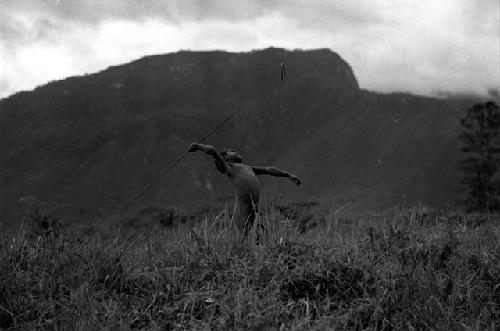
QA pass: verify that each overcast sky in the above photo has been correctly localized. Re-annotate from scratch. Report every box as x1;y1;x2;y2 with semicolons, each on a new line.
1;0;499;99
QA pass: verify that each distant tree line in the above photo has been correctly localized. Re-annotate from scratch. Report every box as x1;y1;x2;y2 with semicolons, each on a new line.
458;101;500;211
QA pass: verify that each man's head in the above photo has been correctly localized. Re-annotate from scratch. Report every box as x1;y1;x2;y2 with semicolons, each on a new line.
221;149;243;163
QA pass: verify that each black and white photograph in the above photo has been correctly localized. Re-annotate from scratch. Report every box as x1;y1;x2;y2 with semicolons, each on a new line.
1;0;499;329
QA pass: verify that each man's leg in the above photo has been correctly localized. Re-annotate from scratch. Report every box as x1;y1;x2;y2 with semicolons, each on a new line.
246;201;266;244
242;211;255;239
237;199;260;241
234;202;251;239
255;213;268;244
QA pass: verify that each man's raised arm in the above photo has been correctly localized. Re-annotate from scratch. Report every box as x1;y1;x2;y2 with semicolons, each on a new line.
188;143;228;174
251;166;301;186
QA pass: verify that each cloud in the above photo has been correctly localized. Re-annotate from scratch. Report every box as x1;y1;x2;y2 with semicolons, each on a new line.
1;0;265;24
2;0;389;28
0;0;498;98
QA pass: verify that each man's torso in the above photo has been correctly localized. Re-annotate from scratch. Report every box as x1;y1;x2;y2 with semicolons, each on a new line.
226;163;260;204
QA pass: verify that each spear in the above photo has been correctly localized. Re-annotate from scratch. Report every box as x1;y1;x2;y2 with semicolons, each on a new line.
123;108;240;209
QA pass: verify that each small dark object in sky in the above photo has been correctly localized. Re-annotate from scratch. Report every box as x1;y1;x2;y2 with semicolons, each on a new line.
280;62;286;83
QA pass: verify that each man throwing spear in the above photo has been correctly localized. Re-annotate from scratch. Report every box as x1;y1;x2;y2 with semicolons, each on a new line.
188;143;301;238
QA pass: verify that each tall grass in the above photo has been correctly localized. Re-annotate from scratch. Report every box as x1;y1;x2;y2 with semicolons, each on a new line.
0;207;499;330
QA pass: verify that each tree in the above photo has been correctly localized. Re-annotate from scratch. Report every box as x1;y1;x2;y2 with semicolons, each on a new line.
458;101;500;211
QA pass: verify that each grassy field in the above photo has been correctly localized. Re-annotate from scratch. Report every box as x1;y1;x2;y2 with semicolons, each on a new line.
1;206;499;330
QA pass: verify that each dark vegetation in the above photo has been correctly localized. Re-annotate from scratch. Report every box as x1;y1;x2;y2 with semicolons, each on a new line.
459;101;500;211
1;204;499;330
0;48;483;224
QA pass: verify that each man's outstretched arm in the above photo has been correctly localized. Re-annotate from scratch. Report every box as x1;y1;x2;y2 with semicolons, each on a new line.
251;166;301;186
188;143;227;174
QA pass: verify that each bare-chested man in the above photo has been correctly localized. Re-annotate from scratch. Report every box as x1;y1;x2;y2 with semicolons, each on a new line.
188;143;301;238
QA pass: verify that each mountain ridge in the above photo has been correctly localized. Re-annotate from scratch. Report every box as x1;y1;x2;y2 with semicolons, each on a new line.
0;48;484;224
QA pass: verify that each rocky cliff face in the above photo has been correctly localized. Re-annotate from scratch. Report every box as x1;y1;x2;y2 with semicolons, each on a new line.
0;48;478;224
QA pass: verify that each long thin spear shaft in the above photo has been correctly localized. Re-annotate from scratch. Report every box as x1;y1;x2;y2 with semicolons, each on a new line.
123;108;240;209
